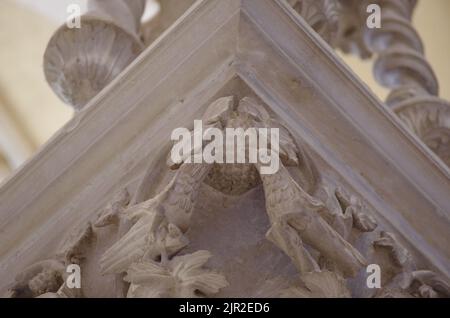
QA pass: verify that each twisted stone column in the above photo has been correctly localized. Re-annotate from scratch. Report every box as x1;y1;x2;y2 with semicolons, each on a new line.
290;0;450;165
288;0;341;47
362;0;450;166
43;0;146;110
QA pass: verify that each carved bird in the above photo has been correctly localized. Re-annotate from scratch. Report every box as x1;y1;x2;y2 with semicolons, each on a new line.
256;162;367;278
100;163;210;275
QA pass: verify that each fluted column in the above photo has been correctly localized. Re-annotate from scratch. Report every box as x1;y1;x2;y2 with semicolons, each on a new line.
362;0;450;166
43;0;146;110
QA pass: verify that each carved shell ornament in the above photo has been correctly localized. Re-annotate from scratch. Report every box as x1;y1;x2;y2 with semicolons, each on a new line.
43;0;146;110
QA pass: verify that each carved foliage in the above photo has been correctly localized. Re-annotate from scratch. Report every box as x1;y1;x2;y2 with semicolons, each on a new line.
8;222;95;298
124;251;228;298
372;231;450;298
9;96;449;298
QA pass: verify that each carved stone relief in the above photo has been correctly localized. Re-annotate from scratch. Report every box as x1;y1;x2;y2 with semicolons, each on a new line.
373;231;450;298
7;96;448;298
7;222;94;298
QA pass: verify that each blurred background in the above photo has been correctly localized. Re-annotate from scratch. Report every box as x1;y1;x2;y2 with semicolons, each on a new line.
0;0;449;182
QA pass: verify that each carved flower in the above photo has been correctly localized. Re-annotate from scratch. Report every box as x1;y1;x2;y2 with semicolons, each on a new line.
124;250;228;298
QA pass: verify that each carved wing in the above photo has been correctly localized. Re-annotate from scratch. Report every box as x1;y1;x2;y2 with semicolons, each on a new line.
100;163;211;275
100;209;164;274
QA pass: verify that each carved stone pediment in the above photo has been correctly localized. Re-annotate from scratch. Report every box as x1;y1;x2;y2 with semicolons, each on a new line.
0;0;449;298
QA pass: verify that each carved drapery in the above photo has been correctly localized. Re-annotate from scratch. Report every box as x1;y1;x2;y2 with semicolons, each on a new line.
7;96;449;298
335;0;450;166
43;0;146;110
